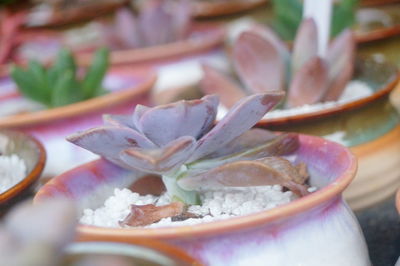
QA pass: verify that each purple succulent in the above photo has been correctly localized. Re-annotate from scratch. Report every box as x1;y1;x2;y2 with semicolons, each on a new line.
106;0;191;49
201;18;355;108
68;92;309;205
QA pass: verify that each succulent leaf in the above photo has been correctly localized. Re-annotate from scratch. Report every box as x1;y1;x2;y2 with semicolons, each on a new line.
188;92;284;162
291;18;318;75
103;114;135;129
81;47;109;99
189;133;299;171
120;136;196;174
119;202;185;227
179;156;308;195
114;8;142;48
287;57;328;108
67;126;156;164
233;31;284;94
200;64;246;109
324;29;355;101
137;95;218;147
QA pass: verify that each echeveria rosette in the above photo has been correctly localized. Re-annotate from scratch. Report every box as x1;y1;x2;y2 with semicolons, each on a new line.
107;0;191;49
68;92;308;205
201;18;355;109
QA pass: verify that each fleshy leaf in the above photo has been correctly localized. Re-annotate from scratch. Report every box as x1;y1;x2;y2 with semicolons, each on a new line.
287;57;328;108
120;136;196;174
204;128;278;159
138;0;175;46
233;31;284;93
114;8;142;48
67;126;156;162
189;133;299;170
137;95;218;146
188;92;285;162
119;202;185;227
103;114;135;129
171;0;191;41
200;64;247;109
132;104;151;131
291;18;318;75
179;157;309;196
324;29;355;101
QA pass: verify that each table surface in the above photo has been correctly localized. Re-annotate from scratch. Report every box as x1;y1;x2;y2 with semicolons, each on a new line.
355;196;400;266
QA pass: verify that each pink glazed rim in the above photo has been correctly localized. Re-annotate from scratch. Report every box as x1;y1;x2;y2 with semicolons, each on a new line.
35;134;357;240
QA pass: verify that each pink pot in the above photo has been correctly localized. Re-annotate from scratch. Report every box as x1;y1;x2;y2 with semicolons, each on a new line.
35;134;370;266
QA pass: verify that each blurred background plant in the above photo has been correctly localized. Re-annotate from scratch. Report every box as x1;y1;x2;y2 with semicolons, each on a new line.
271;0;359;40
10;47;109;108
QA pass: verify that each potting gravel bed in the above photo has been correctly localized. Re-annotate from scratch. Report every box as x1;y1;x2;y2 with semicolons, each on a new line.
80;185;318;228
0;154;26;194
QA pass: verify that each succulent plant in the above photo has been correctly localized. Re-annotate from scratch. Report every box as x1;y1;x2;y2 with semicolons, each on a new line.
272;0;358;40
10;47;109;108
201;18;355;108
68;92;310;223
105;0;191;49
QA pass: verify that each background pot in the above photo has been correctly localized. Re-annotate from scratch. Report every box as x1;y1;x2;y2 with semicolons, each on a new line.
35;134;371;266
0;70;156;178
0;130;45;213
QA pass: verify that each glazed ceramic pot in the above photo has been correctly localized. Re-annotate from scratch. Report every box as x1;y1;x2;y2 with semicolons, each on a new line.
0;71;156;177
191;0;267;18
0;130;45;212
35;134;371;266
63;240;202;266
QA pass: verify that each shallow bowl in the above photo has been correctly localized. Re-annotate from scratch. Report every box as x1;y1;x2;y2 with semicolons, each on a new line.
0;130;45;212
35;134;371;266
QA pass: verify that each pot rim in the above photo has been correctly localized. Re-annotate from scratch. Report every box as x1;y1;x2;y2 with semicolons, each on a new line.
70;240;202;265
36;134;357;240
0;130;46;204
0;72;156;128
396;189;400;214
256;60;400;127
23;0;129;28
191;0;267;18
76;23;225;66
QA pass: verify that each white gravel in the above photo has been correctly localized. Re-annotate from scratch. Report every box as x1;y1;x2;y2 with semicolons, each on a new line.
0;154;27;194
80;185;301;228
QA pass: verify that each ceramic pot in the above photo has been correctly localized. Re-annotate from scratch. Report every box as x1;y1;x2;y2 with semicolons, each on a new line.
35;134;371;266
0;71;156;177
63;240;202;266
0;130;45;212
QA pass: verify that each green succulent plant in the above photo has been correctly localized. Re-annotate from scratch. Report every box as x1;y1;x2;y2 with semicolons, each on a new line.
272;0;359;40
10;47;109;108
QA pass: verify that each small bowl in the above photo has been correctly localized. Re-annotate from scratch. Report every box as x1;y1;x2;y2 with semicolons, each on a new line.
35;134;371;265
0;130;45;212
63;241;202;266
